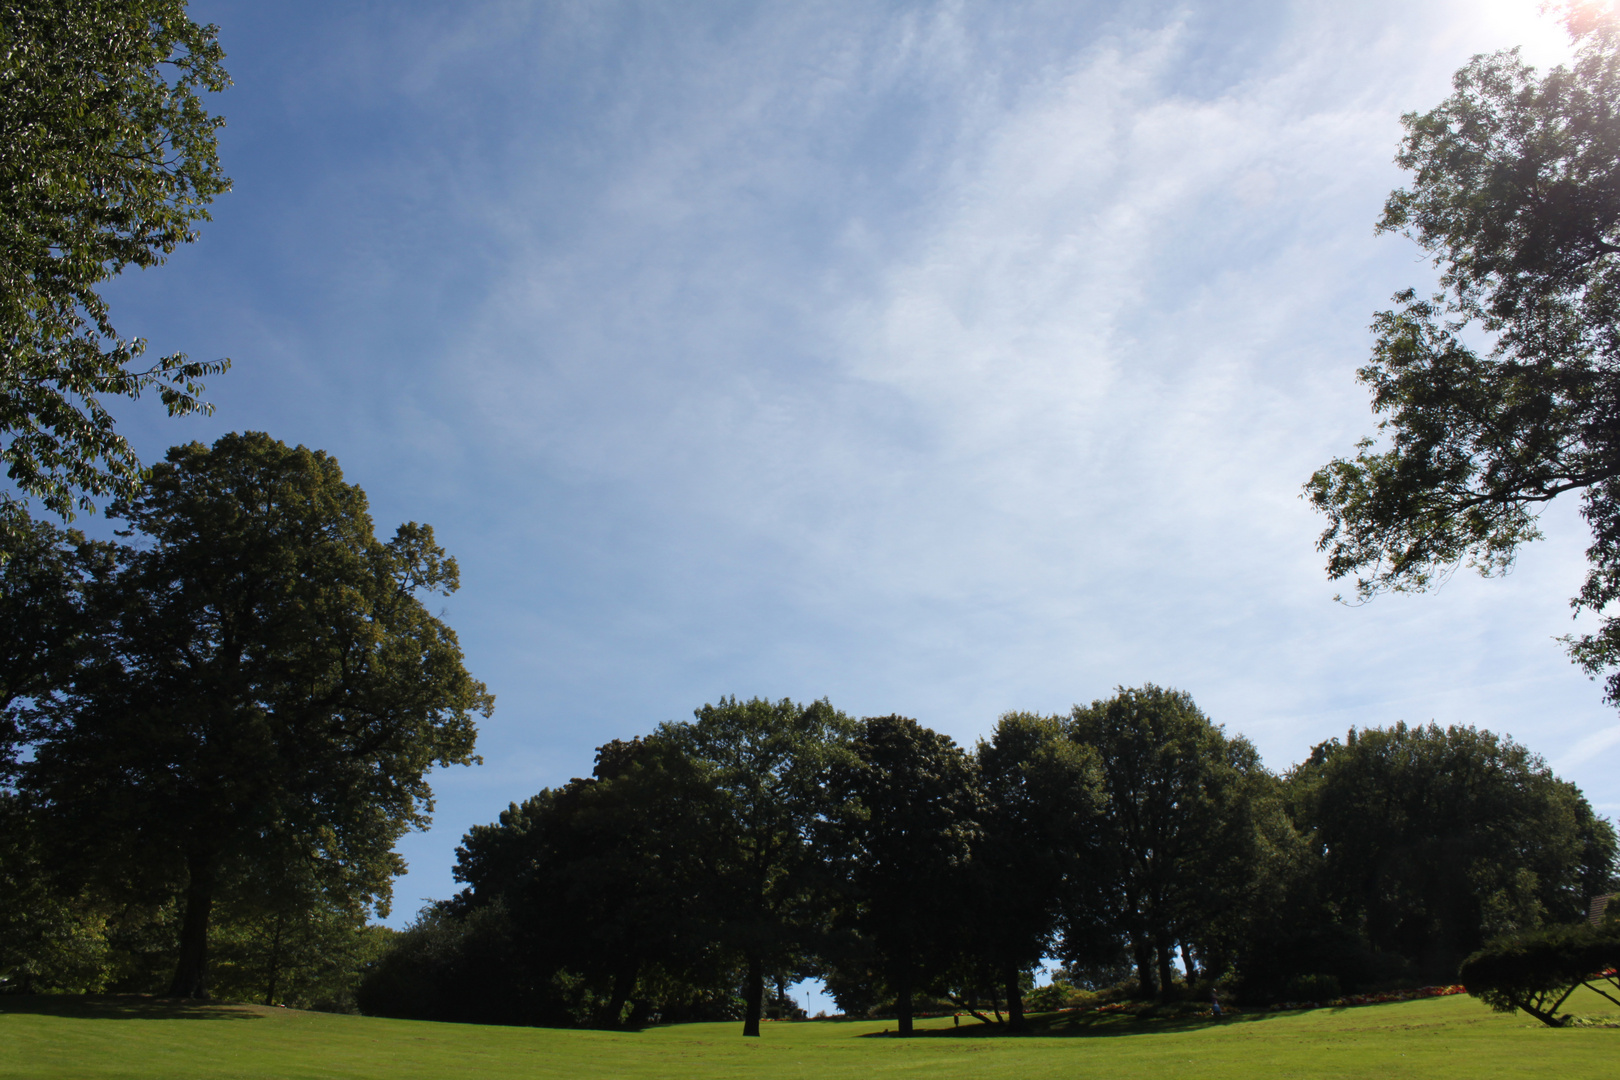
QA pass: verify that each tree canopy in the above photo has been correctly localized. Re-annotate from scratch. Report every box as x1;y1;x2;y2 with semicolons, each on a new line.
14;432;490;998
1067;685;1266;999
660;696;855;1036
1;0;230;552
1288;721;1618;981
1305;10;1620;703
1460;917;1620;1027
445;735;730;1027
823;715;982;1035
344;693;1614;1029
968;711;1101;1029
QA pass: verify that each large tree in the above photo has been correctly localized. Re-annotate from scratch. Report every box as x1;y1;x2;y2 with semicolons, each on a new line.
823;715;981;1035
1288;721;1618;981
968;711;1101;1030
16;432;490;998
0;0;230;552
1067;685;1265;998
659;696;855;1037
449;735;725;1028
1305;10;1620;702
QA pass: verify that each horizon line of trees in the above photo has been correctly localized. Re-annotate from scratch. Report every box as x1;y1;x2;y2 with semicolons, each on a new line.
356;690;1618;1036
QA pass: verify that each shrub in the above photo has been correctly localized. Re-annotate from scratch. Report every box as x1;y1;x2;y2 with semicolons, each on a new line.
1280;974;1341;1002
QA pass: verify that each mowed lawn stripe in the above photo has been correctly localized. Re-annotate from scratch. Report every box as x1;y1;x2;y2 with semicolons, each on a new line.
1;992;1615;1080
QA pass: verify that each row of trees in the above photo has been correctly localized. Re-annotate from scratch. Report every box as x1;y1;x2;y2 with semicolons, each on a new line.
359;690;1618;1036
1;433;491;1002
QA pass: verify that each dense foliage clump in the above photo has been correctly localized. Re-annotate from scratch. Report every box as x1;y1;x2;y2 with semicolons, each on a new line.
1;0;232;553
351;688;1616;1034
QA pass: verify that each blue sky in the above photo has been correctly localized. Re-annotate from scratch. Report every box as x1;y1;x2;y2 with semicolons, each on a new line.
85;0;1616;952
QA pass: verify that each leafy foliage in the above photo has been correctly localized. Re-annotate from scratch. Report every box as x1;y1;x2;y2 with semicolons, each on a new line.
448;734;733;1027
1305;13;1620;703
658;696;855;1035
1460;920;1620;1027
0;1;231;548
1066;685;1266;999
0;515;111;770
1288;722;1618;983
966;711;1101;1029
0;792;111;994
14;433;490;998
822;715;982;1034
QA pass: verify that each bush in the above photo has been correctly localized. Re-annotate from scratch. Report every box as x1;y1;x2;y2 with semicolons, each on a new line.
1026;980;1098;1012
1280;974;1341;1002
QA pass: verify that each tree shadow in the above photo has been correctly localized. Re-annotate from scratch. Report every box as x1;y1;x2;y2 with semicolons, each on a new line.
858;1008;1288;1039
0;994;264;1021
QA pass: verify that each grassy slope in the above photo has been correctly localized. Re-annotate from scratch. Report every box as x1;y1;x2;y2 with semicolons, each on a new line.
1;989;1614;1080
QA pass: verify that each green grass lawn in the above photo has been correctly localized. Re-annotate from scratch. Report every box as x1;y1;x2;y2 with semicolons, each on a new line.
2;988;1614;1080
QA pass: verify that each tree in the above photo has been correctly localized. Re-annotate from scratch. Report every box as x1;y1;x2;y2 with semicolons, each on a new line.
1460;919;1620;1027
659;696;855;1037
1;0;230;553
1305;10;1620;703
206;855;389;1011
968;711;1101;1030
1067;685;1265;998
1288;722;1618;981
0;789;112;994
450;736;727;1028
823;715;982;1035
16;432;490;998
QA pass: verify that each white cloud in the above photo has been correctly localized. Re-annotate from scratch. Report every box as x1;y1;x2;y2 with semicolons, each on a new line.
130;0;1615;912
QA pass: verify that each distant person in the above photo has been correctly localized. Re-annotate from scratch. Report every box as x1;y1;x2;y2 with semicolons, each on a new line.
1210;989;1222;1018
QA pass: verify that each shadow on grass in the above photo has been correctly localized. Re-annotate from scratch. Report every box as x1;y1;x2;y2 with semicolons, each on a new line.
0;994;263;1021
859;1008;1296;1040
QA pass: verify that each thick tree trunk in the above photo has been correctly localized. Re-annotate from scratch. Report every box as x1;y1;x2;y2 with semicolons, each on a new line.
1003;963;1027;1032
742;952;764;1037
894;963;914;1035
1133;937;1157;998
1179;941;1198;985
1156;937;1175;1000
168;854;217;999
606;961;638;1028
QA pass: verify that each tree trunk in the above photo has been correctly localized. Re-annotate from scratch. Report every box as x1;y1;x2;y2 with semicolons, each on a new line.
742;952;764;1037
263;909;285;1006
1179;941;1198;985
606;961;638;1028
1003;963;1027;1032
168;853;217;999
1133;937;1157;998
1156;937;1175;1000
894;963;914;1035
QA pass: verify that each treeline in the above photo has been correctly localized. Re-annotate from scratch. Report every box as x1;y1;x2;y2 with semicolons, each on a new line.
358;690;1619;1034
4;440;1614;1027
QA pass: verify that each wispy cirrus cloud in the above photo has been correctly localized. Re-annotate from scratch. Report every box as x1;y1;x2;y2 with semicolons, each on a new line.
123;0;1611;916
